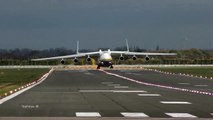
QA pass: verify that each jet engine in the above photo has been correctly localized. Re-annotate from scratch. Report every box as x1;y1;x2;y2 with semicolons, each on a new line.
86;57;91;62
132;55;137;60
145;56;150;61
119;56;124;61
60;59;65;64
73;58;78;63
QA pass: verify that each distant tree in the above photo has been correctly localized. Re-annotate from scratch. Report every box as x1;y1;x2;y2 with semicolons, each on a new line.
114;46;127;51
132;46;146;52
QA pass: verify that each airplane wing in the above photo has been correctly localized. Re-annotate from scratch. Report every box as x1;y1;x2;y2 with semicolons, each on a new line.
31;51;100;61
110;51;177;56
109;39;177;56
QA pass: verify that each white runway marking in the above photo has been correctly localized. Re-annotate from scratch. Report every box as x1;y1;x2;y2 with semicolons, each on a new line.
160;101;191;104
138;94;161;97
107;84;120;86
194;85;208;87
114;86;129;89
121;112;149;117
79;90;146;93
178;83;190;85
113;90;147;93
211;113;213;116
101;82;113;84
165;113;197;118
79;90;113;92
84;72;93;75
76;112;101;117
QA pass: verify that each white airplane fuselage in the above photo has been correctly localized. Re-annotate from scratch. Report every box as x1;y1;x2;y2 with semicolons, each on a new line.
97;51;113;68
99;52;112;62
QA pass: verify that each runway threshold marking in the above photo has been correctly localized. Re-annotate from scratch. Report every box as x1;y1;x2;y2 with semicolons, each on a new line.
160;101;191;104
76;112;101;117
121;112;149;117
165;113;197;118
99;69;213;97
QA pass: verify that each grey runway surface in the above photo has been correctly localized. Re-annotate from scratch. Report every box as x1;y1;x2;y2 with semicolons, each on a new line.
0;69;213;118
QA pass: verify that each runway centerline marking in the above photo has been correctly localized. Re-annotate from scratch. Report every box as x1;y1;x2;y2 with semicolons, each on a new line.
83;72;94;75
178;83;190;85
107;84;120;86
160;101;191;104
79;90;112;92
76;112;101;117
114;86;129;89
79;90;146;93
99;69;213;97
194;85;208;87
101;82;113;84
138;94;161;97
121;112;149;117
113;90;146;93
165;113;197;118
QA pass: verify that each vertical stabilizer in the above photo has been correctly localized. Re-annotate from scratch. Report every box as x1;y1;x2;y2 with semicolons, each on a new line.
77;41;79;54
125;39;130;52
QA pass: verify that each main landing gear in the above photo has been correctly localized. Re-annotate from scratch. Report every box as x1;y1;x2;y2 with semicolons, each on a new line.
97;66;100;69
97;61;113;69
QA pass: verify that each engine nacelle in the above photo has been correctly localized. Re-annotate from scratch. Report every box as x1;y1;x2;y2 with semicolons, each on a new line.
119;56;124;61
60;59;65;64
73;58;78;63
132;56;137;60
145;56;150;61
86;57;91;62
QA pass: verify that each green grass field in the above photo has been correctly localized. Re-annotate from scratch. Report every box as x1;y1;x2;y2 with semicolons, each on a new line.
148;66;213;78
0;68;50;95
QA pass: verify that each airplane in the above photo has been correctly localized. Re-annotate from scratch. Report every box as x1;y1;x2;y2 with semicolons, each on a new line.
31;40;177;69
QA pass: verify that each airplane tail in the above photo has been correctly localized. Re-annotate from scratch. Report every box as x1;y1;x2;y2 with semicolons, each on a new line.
77;41;79;54
125;39;130;52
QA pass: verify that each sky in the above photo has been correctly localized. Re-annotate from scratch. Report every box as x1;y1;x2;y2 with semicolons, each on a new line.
0;0;213;50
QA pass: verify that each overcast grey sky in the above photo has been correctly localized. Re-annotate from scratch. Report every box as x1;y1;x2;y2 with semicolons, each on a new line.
0;0;213;50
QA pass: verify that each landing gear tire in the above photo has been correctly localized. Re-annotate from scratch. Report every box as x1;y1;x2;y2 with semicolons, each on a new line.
97;66;100;69
110;65;114;69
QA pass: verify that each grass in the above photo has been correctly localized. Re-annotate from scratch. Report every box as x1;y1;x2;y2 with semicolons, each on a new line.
147;67;213;78
0;68;50;95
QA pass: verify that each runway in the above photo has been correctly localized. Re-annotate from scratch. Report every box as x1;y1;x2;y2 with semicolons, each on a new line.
0;69;213;119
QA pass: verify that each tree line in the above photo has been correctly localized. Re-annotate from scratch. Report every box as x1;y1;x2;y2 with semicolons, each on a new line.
0;47;213;65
